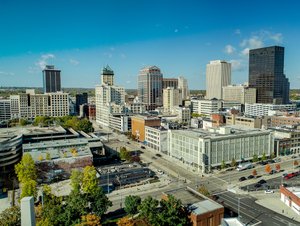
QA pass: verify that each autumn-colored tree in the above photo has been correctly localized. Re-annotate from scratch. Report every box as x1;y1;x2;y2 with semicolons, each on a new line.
38;155;43;161
198;185;210;197
0;206;20;226
82;166;98;194
265;164;272;174
252;169;257;176
77;214;101;226
294;160;299;167
117;216;134;226
15;153;37;182
46;152;51;160
231;158;237;168
275;163;281;171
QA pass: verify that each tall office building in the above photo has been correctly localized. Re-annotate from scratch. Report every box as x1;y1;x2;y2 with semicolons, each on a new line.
101;65;114;86
178;76;190;100
138;66;163;110
162;78;178;89
43;65;61;93
163;87;182;113
249;46;290;104
206;60;231;100
75;93;88;114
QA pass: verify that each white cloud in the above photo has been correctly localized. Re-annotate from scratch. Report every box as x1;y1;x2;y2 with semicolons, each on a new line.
241;48;250;56
69;59;79;65
36;54;55;69
224;45;236;54
235;29;241;35
229;59;245;71
269;33;283;43
0;71;14;76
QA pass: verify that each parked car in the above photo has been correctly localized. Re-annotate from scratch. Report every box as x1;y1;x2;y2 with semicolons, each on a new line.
239;176;247;182
265;190;274;194
269;170;277;175
268;159;275;164
141;146;146;149
254;183;262;188
155;153;162;157
247;175;254;179
258;179;267;184
291;155;297;159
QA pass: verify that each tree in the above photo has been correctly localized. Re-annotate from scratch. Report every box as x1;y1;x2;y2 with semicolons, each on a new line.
0;206;20;226
45;152;51;160
157;195;191;226
77;214;101;226
198;185;210;197
19;118;28;126
265;164;272;174
138;196;159;225
15;153;37;182
270;152;276;159
252;169;257;176
77;118;94;133
261;153;267;161
120;147;131;161
221;160;226;170
117;216;134;226
20;179;37;199
82;166;98;194
124;195;142;215
275;163;281;171
294;160;299;168
231;158;237;168
252;154;259;163
70;169;83;193
88;187;112;217
38;155;43;161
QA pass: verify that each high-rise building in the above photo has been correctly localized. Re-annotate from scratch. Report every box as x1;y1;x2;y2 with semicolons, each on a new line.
222;85;256;104
178;76;190;100
0;100;11;121
101;65;114;86
206;60;231;100
75;93;88;114
43;65;61;93
162;78;178;89
138;66;163;111
249;46;290;104
163;87;182;113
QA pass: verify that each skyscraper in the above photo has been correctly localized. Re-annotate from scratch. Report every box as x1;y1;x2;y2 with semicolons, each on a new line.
206;60;231;100
249;46;290;104
138;66;163;110
101;65;114;86
178;76;190;100
42;65;61;93
75;93;88;114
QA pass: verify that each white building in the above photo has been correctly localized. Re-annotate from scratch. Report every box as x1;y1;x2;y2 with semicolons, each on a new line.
128;102;146;114
222;85;256;104
163;87;182;113
245;103;296;117
109;114;131;133
0;99;11;121
178;76;190;100
168;126;273;173
191;99;222;115
206;60;231;100
280;186;300;215
172;106;191;125
145;126;168;153
9;90;69;119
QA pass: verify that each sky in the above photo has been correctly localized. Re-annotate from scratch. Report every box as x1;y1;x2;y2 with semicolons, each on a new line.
1;0;300;90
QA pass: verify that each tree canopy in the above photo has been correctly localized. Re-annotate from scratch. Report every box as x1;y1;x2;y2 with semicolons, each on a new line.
124;195;141;215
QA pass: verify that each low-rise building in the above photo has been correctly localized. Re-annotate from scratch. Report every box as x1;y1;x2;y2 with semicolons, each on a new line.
168;126;273;173
225;115;271;129
222;84;256;104
271;115;300;127
191;99;222;115
109;114;131;133
280;185;300;215
172;106;191;126
145;126;168;153
245;103;296;117
131;115;161;142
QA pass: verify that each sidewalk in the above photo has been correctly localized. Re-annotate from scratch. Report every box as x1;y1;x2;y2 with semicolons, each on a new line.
252;192;300;222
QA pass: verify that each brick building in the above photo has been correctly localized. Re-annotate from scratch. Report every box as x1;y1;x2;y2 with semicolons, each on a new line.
131;115;161;142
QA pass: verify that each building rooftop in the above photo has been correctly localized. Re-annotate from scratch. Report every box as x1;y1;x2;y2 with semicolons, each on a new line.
164;188;205;206
287;187;300;198
170;125;270;139
189;200;223;215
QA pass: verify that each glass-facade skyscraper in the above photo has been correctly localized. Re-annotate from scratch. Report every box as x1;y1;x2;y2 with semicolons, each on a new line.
42;65;61;93
138;66;163;111
249;46;290;104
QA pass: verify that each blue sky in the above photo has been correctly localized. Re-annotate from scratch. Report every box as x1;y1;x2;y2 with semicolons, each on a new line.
1;0;300;89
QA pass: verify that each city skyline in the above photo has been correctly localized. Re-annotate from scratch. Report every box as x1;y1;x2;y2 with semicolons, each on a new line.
1;0;300;89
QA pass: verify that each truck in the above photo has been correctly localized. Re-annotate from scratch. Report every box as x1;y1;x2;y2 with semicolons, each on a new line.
237;162;253;171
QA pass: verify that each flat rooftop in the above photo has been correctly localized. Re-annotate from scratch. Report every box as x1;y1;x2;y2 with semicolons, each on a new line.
189;200;223;215
0;126;66;137
287;187;300;198
23;138;88;150
164;187;205;206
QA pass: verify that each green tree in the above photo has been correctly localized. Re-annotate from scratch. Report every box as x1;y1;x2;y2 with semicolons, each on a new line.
221;160;226;170
270;152;275;159
120;147;131;161
138;196;159;225
231;158;237;167
19;118;28;126
82;166;98;194
124;195;142;215
157;195;191;226
88;187;112;217
252;154;259;162
70;169;83;193
77;118;94;133
0;206;21;226
20;179;37;199
261;152;267;161
15;153;37;182
45;152;51;160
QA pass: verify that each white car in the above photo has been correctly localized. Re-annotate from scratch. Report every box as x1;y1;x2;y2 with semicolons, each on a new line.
265;190;274;194
157;170;164;175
